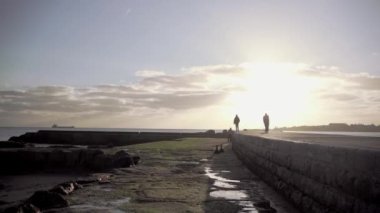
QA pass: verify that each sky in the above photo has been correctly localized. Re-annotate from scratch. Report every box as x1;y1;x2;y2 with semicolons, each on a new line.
0;0;380;128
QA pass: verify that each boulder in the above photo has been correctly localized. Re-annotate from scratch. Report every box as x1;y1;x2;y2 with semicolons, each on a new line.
4;203;41;213
49;182;75;195
132;156;141;165
112;150;133;167
27;190;69;210
76;179;98;185
0;141;25;148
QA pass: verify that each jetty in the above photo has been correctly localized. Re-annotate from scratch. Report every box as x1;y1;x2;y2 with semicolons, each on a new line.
0;130;379;212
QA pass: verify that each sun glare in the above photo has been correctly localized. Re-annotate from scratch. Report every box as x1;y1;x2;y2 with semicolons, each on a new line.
225;62;321;128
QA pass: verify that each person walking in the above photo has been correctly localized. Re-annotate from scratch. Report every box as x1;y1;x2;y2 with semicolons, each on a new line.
263;113;270;133
234;114;240;133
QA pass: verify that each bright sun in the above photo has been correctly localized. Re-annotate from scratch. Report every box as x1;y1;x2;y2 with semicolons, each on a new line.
225;62;321;128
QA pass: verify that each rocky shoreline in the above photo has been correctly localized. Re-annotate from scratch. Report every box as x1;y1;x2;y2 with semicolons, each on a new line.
0;148;139;175
0;131;299;212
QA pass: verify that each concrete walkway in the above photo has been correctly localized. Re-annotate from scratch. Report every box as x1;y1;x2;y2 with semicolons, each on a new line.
204;143;300;213
242;130;380;151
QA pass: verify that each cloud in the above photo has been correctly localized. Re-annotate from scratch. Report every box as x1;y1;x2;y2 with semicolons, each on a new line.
0;63;379;127
320;93;359;101
135;70;165;78
0;64;243;127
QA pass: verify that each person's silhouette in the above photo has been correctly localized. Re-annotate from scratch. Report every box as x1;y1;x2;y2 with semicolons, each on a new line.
234;115;240;133
228;128;233;142
263;113;270;133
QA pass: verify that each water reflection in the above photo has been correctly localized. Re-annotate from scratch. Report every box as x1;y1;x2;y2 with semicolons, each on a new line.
210;190;248;200
204;166;259;212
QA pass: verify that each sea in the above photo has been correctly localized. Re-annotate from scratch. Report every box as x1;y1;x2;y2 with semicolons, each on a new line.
284;130;380;138
0;127;214;141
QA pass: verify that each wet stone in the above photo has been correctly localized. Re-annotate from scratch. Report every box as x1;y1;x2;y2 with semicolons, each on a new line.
204;143;298;213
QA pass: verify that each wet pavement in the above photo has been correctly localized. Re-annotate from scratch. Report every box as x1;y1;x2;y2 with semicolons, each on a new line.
204;143;300;213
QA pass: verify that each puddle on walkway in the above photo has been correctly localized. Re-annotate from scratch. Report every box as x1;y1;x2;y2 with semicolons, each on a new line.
213;180;236;189
210;190;248;200
234;201;259;213
204;167;259;212
204;167;240;183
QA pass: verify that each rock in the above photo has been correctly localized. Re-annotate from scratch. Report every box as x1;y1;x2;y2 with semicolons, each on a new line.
78;149;104;169
254;200;271;209
90;153;112;171
27;191;69;210
76;179;98;185
73;182;83;190
47;150;66;168
48;145;77;148
0;148;140;174
132;156;140;165
49;185;70;195
4;203;41;213
0;141;25;148
49;182;75;195
112;150;133;168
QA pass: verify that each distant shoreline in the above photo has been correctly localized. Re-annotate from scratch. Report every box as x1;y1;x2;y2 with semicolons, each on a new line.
276;123;380;132
283;130;380;138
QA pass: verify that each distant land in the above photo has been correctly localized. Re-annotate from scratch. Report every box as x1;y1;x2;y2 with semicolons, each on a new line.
276;123;380;132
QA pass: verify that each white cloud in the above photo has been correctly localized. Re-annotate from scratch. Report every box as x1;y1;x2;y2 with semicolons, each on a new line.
0;63;379;128
135;70;166;78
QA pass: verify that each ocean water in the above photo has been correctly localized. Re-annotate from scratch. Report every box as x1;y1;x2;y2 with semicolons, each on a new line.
0;127;212;141
284;130;380;138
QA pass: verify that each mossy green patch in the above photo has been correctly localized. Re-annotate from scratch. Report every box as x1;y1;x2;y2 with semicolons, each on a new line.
67;137;226;212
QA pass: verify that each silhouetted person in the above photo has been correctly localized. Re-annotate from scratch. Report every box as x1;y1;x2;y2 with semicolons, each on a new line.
228;128;233;142
234;115;240;133
263;113;270;133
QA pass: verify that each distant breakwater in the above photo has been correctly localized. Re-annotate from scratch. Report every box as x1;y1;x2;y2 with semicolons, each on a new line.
9;130;225;146
232;134;380;213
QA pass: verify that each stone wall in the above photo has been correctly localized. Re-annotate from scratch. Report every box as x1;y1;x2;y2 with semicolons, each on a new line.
9;130;225;146
232;134;380;213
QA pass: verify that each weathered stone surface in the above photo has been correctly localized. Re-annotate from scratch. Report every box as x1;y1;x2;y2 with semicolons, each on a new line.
4;203;41;213
0;141;25;148
27;190;69;210
49;182;76;195
0;148;140;174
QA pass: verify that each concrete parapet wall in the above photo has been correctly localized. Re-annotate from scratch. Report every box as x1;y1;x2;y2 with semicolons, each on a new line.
232;134;380;213
10;130;225;146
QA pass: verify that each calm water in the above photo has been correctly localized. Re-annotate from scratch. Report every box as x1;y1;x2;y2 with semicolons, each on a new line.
0;127;213;141
284;130;380;138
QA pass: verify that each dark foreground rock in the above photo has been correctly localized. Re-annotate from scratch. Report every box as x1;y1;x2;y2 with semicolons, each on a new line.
2;179;106;212
0;141;25;148
0;148;140;174
3;203;41;213
28;190;69;210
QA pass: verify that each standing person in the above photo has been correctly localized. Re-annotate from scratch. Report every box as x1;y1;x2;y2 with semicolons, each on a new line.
234;114;240;133
263;113;270;133
228;128;233;142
